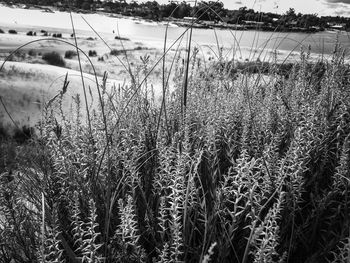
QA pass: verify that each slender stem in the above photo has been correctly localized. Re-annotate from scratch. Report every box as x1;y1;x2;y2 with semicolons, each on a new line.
70;12;92;138
182;9;195;119
41;192;45;263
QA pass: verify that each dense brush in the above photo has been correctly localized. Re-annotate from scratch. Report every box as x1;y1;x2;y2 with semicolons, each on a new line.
1;34;350;263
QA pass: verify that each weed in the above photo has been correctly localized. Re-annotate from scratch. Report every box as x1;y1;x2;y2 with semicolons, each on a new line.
28;49;37;56
42;51;66;67
110;49;125;56
88;50;97;57
115;35;130;41
0;123;9;140
64;49;77;59
13;125;34;144
26;31;36;36
7;50;27;61
1;5;350;263
52;33;62;38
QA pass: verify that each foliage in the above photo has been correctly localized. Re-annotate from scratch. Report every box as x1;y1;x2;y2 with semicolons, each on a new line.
114;36;130;41
7;50;27;62
52;33;62;38
28;49;38;56
6;0;350;31
13;125;34;144
65;50;78;59
1;27;350;263
42;51;66;67
26;30;37;36
88;50;97;57
110;49;124;56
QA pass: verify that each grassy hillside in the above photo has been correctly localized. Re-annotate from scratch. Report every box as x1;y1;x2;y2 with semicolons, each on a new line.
1;31;350;263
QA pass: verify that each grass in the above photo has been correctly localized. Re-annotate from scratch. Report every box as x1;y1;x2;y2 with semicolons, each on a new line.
115;35;130;41
110;49;125;56
52;33;62;38
27;49;37;56
1;4;350;263
7;50;27;61
8;29;17;34
27;30;37;36
88;50;97;57
42;51;66;67
65;49;78;59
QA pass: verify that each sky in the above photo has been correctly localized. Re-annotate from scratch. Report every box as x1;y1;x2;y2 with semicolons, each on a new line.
139;0;350;17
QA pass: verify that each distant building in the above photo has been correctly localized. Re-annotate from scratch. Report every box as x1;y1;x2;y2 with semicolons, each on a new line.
328;23;346;30
183;17;196;21
202;20;216;26
242;21;265;26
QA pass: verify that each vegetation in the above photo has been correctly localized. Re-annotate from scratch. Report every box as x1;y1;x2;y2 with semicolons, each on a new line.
1;2;350;262
7;50;27;62
52;33;62;38
1;34;350;263
65;50;78;59
110;49;124;56
26;30;37;36
0;28;4;34
8;29;17;34
28;49;38;56
4;0;350;31
88;50;97;57
115;35;130;41
42;51;66;67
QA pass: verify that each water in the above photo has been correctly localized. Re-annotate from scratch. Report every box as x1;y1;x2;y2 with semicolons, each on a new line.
0;4;349;61
129;25;350;61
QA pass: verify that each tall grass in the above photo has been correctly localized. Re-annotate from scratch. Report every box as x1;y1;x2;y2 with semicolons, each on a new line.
1;6;350;263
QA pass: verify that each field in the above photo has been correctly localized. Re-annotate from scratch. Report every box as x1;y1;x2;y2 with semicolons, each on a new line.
1;4;350;263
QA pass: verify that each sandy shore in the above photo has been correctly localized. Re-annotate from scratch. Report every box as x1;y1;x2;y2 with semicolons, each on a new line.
0;29;167;131
0;60;131;128
0;3;176;131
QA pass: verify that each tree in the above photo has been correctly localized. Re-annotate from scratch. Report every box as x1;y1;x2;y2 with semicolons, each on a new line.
193;1;225;21
176;1;191;18
285;8;296;18
144;1;160;20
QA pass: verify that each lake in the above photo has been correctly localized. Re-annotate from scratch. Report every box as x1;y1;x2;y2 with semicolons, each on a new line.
0;4;349;62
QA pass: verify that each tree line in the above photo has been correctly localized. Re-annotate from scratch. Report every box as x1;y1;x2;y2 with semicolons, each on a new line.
5;0;350;31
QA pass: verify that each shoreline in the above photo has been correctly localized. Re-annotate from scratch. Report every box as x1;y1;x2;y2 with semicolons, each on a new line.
1;2;343;34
